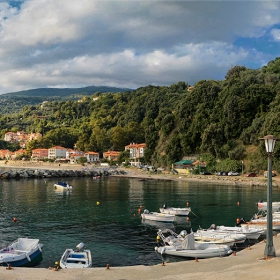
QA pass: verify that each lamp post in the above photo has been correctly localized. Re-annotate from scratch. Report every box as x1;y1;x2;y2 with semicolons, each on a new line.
260;134;279;258
241;161;243;175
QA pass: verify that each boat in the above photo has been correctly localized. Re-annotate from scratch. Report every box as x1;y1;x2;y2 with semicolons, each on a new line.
257;201;280;210
211;224;263;240
159;204;191;216
155;229;232;258
54;181;73;191
195;228;246;244
0;238;43;267
60;242;92;269
141;209;175;222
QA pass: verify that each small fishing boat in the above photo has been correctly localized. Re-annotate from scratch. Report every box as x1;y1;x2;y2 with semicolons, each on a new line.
60;242;92;269
212;224;263;240
257;201;280;209
195;228;246;244
54;182;73;191
155;229;232;258
0;238;43;267
141;209;175;222
159;204;191;216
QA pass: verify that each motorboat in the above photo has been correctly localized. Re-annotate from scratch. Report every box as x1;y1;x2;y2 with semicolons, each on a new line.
195;228;246;244
237;214;280;231
155;229;232;258
60;242;92;269
194;234;235;247
54;182;73;191
159;204;191;216
257;201;280;210
0;238;43;267
141;209;175;222
211;224;263;240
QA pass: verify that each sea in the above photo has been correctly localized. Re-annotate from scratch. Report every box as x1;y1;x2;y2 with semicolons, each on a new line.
0;174;278;268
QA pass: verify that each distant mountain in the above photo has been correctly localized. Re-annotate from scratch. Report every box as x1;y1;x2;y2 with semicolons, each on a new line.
0;85;131;99
0;85;132;114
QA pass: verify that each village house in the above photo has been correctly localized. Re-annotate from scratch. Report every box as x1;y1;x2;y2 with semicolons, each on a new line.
31;148;48;160
48;146;67;159
84;151;99;163
125;143;146;166
0;149;12;159
103;150;120;161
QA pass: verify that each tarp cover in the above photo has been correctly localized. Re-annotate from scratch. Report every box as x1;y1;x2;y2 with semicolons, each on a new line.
182;232;195;250
17;238;39;251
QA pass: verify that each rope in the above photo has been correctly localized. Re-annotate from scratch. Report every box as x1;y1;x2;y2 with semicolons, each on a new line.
190;210;199;218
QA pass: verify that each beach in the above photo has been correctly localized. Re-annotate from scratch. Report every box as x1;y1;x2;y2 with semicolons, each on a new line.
0;160;280;279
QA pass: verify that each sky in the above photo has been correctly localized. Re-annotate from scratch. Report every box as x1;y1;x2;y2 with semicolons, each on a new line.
0;0;280;94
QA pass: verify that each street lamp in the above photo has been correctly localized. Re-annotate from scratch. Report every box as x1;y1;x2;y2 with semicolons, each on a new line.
260;134;279;258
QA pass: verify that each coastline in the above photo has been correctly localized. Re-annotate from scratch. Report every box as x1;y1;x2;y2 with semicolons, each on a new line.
1;161;280;279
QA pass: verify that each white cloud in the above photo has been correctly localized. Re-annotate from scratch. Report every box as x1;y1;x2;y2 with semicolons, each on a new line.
0;1;279;94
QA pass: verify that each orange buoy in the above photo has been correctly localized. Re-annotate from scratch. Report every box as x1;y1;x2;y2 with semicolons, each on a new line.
140;205;143;208
138;208;141;212
237;201;240;206
186;217;190;222
186;202;189;206
13;217;17;223
236;218;240;224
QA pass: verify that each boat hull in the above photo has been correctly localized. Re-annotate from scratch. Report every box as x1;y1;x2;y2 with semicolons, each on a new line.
0;239;43;267
155;244;232;258
159;207;190;216
141;212;174;222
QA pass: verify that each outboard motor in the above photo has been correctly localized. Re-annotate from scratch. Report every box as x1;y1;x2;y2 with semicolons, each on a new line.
163;204;167;209
236;217;247;226
210;223;216;230
179;230;188;238
76;242;85;252
143;209;150;214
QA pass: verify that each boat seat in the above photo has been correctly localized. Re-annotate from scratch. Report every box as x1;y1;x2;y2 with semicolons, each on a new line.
66;257;87;263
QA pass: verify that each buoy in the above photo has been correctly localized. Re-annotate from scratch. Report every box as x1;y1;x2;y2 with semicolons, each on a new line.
186;202;189;206
156;235;161;242
237;201;240;206
138;208;141;212
186;217;190;222
96;201;100;205
13;217;17;223
133;214;136;217
236;218;240;224
140;205;143;208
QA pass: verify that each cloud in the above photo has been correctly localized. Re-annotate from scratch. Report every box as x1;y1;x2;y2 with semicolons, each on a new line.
0;0;279;94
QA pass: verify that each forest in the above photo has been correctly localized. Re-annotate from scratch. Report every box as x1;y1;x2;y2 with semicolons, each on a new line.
1;57;280;174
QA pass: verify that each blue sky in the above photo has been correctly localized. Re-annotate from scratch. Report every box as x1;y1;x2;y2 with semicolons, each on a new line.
0;0;280;94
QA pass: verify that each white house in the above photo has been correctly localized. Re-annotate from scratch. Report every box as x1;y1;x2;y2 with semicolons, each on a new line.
84;151;99;163
48;146;67;159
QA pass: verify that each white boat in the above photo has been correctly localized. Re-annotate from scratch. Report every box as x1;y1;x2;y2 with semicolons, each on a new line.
141;209;175;222
195;228;246;244
159;204;191;216
257;201;280;210
247;215;280;230
210;224;263;240
0;238;43;267
60;242;92;269
54;181;73;191
155;229;232;258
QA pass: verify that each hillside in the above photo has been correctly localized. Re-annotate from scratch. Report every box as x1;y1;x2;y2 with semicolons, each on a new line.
0;85;131;114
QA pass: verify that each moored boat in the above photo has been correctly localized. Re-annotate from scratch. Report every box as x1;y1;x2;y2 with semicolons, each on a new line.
54;182;72;191
159;204;191;216
0;238;43;267
155;229;232;258
60;242;92;269
141;209;175;222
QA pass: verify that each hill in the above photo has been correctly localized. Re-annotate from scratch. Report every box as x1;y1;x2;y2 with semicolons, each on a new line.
0;85;131;114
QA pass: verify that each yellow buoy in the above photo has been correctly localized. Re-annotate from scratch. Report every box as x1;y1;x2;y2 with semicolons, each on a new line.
156;235;161;242
96;201;100;205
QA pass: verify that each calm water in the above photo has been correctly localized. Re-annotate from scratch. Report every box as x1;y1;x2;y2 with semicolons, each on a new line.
0;175;278;268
